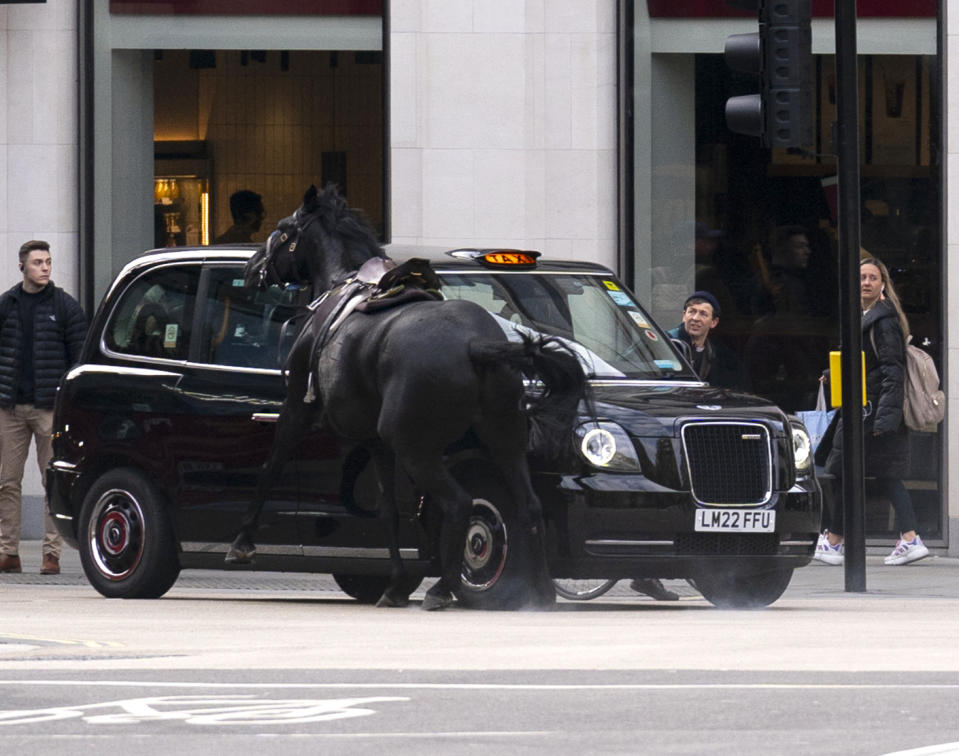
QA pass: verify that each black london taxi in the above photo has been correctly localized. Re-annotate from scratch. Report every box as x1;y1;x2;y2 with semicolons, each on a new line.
47;246;822;608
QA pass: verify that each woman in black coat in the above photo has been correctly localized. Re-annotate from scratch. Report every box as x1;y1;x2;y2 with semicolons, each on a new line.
814;256;929;567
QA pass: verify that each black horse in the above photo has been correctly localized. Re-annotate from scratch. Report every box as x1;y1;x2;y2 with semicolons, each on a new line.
227;185;587;610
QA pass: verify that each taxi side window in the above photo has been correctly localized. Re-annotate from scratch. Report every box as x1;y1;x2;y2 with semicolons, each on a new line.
200;267;301;369
106;266;198;360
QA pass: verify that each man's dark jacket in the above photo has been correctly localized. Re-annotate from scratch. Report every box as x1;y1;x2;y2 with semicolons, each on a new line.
0;282;87;409
667;323;751;392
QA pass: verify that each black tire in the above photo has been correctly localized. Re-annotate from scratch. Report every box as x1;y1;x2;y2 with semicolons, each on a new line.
690;567;793;609
332;573;424;604
452;464;536;610
78;468;180;599
553;578;617;601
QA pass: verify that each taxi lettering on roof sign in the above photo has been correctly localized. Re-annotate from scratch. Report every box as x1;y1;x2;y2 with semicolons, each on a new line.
448;248;541;268
481;251;539;268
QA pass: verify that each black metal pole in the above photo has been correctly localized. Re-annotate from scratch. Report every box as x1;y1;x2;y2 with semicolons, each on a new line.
616;0;635;287
834;0;866;591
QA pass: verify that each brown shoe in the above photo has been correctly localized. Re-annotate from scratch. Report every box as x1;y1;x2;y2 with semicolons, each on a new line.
0;554;22;573
41;554;60;575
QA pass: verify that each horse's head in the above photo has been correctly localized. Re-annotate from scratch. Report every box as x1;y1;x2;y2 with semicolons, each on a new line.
244;184;383;297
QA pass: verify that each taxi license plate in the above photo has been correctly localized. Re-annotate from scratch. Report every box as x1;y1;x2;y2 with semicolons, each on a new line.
694;508;775;533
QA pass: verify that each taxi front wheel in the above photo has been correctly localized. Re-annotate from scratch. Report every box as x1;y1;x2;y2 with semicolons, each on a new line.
78;468;181;599
690;566;793;609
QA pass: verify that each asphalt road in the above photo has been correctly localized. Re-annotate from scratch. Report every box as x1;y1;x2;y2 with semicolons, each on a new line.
2;543;959;755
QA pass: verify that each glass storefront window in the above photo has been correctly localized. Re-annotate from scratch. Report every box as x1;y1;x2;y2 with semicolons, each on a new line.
686;52;942;542
153;50;385;248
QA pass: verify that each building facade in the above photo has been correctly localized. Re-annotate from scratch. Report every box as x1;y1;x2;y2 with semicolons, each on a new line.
1;0;953;553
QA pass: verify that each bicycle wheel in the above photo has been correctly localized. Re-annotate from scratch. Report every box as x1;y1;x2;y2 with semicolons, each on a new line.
553;578;617;601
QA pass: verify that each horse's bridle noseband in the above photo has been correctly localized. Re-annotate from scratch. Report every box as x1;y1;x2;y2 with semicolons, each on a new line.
259;208;319;288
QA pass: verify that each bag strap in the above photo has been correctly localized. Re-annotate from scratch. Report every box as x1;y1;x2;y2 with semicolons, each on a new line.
815;381;827;411
53;287;67;325
869;323;912;356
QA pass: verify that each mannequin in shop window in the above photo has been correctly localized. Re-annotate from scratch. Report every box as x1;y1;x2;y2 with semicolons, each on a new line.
214;190;265;245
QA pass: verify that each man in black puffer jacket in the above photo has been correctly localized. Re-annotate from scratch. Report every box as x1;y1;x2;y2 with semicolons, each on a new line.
0;240;87;575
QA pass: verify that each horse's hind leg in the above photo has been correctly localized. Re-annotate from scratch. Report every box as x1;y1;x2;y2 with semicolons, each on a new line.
476;414;556;609
366;444;412;608
399;457;472;611
225;397;312;564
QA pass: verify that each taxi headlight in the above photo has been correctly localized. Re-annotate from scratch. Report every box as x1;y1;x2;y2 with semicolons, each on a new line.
575;422;641;472
791;422;813;473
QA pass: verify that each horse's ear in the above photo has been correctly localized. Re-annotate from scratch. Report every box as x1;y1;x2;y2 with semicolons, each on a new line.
303;185;318;205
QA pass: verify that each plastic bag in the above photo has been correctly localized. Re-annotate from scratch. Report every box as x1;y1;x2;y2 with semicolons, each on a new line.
796;383;837;453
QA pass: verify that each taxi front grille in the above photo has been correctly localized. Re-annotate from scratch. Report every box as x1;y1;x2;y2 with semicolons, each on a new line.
681;422;772;505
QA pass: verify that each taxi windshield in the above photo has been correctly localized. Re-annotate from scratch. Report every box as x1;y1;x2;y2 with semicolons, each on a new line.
438;272;697;380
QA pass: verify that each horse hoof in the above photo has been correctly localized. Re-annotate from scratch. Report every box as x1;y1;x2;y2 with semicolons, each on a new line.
224;549;254;565
224;537;256;565
421;592;454;611
375;589;410;608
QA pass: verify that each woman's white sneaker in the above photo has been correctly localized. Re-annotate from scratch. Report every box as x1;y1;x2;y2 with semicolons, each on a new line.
884;535;930;566
813;532;844;565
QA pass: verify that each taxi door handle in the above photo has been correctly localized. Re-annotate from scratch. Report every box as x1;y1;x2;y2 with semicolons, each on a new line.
252;412;280;424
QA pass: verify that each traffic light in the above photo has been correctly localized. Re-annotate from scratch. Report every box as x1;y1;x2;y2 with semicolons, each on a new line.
724;0;813;148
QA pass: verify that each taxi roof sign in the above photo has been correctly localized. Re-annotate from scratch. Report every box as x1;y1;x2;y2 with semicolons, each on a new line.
448;248;541;268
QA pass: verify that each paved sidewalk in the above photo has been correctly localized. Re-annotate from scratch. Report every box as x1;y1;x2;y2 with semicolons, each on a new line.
5;540;958;601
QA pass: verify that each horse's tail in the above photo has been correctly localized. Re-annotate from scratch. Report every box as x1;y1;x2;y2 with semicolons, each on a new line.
469;334;590;457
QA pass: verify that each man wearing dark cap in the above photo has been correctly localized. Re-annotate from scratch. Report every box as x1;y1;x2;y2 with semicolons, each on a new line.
666;290;749;392
631;290;749;601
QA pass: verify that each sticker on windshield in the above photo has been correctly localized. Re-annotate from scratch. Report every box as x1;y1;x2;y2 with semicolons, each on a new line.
655;359;680;370
606;290;632;306
644;329;659;342
163;323;179;349
602;280;621;291
627;310;650;328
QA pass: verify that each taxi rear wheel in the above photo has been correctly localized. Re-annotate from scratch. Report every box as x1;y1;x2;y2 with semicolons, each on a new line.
690;566;793;609
78;468;180;599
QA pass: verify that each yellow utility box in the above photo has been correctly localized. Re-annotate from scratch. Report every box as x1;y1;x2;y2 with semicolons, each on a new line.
828;351;867;408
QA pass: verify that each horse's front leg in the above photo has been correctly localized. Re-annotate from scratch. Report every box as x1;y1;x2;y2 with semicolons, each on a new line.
225;398;313;564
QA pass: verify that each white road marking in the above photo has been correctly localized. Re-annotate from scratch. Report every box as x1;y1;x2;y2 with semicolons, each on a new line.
2;680;959;691
256;731;556;739
0;633;122;649
0;695;409;726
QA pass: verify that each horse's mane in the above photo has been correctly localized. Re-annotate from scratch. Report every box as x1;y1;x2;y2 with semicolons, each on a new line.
302;184;383;263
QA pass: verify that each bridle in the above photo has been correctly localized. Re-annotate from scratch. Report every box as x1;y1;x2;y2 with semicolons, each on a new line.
257;207;320;289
